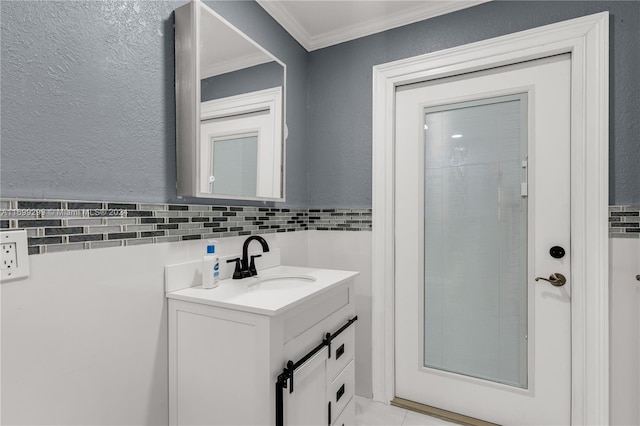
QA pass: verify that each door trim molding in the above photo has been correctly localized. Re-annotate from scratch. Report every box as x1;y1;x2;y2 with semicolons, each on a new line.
371;12;609;425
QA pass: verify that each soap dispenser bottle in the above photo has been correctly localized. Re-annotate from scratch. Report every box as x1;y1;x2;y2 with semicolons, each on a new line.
202;241;219;289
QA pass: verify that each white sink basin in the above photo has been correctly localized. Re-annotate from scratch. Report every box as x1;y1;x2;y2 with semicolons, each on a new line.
249;274;317;290
166;265;358;316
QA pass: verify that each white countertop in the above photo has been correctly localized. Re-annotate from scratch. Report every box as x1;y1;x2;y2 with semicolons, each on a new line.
166;265;358;316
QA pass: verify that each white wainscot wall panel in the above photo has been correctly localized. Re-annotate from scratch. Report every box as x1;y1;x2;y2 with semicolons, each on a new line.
306;230;373;398
1;244;177;425
609;237;640;426
0;231;308;426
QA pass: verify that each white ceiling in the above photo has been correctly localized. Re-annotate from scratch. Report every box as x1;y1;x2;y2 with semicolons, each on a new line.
256;0;490;51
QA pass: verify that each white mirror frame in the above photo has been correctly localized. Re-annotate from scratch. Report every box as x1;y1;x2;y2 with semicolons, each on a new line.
175;0;286;202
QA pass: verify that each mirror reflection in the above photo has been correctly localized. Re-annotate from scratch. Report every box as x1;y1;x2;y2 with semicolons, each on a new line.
211;133;258;197
199;6;284;103
175;1;286;201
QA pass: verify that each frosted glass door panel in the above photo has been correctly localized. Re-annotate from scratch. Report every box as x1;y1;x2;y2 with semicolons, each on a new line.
212;135;258;197
423;96;528;388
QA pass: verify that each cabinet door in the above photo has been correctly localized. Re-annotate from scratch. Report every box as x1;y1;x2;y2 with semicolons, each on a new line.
285;347;328;426
169;301;269;426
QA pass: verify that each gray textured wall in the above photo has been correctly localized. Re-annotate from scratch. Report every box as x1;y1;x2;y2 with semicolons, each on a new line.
2;1;638;208
307;1;640;208
1;1;176;202
1;0;308;207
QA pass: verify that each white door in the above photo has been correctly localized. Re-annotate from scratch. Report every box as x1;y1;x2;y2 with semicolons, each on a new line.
394;55;571;425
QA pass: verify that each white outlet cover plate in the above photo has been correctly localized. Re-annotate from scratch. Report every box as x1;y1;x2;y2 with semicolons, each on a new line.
1;230;30;282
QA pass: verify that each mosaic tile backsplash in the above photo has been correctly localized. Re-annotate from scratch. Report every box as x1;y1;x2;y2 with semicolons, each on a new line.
608;205;640;238
0;199;635;255
0;199;372;255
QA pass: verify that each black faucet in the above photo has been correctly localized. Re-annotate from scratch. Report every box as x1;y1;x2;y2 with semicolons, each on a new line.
226;235;270;279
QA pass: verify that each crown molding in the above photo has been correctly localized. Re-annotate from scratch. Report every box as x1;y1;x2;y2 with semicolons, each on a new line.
257;0;312;50
257;0;489;51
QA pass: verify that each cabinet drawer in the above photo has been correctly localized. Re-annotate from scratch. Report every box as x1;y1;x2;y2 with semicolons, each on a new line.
327;326;354;382
332;397;355;426
328;360;354;423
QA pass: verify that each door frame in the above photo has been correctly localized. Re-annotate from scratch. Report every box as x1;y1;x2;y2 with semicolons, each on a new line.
371;12;609;425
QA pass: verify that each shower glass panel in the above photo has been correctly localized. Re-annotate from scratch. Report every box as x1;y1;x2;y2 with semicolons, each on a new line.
211;134;258;197
423;95;528;388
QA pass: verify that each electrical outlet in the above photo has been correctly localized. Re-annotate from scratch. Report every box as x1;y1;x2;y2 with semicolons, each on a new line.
1;242;18;270
1;230;29;282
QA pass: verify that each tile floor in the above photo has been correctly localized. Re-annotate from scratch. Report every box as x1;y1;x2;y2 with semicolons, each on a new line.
355;396;458;426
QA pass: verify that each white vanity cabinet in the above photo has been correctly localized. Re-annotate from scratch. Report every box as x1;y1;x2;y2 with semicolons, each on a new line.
166;266;358;426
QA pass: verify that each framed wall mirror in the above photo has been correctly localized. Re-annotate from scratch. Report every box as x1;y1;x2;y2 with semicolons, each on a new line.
175;0;286;201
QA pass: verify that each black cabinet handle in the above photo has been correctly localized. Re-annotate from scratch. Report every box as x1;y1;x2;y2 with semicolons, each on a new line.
336;344;345;360
336;384;345;402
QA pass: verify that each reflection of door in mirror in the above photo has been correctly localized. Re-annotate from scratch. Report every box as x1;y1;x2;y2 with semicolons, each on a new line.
210;133;258;197
199;87;282;199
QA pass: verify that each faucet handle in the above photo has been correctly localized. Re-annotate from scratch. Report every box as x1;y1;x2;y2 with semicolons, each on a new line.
226;258;243;280
249;254;262;276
